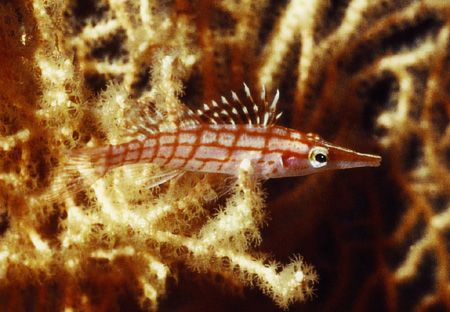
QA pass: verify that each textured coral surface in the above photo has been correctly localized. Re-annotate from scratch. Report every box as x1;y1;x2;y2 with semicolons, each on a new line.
0;0;449;311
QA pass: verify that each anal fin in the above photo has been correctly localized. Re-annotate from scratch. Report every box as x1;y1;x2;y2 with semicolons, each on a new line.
144;169;185;189
114;163;185;190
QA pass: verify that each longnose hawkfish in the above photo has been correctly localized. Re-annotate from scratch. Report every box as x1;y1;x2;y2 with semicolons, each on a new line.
55;84;381;198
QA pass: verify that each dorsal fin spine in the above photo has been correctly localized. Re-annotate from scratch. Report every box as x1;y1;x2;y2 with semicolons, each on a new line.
271;89;280;111
263;112;269;126
243;82;254;102
231;91;240;103
152;84;282;128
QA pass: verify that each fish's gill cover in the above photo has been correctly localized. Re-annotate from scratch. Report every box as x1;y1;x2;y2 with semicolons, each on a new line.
0;0;449;311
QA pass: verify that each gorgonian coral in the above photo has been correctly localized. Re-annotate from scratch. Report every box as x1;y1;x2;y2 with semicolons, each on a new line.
0;0;449;311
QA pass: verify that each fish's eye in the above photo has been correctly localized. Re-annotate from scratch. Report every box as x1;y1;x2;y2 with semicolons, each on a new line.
309;147;328;168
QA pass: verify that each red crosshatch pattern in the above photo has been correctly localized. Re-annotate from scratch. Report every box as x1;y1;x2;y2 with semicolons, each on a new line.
62;86;381;193
89;124;312;179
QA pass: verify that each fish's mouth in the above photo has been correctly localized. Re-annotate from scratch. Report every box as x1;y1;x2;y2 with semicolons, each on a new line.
328;147;382;169
349;152;382;168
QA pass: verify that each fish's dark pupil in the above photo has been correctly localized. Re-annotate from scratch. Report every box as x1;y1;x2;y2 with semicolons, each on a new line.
315;153;327;163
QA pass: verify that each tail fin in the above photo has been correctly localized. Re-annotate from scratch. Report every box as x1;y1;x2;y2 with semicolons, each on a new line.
44;147;109;203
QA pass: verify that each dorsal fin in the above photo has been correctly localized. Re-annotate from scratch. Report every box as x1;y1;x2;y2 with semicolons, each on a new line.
125;84;281;137
196;83;282;126
125;99;201;137
125;104;164;136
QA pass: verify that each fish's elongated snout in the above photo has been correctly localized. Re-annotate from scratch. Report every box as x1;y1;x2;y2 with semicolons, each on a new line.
328;147;382;169
350;152;382;168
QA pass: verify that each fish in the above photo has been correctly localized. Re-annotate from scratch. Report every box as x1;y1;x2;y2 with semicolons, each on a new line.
52;83;381;199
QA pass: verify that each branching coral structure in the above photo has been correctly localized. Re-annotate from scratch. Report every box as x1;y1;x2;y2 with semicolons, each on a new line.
0;0;449;311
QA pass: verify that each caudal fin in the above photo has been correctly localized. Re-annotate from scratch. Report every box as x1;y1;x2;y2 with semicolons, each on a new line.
43;147;109;203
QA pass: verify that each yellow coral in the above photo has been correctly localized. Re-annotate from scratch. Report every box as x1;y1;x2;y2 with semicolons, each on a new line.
0;0;449;311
